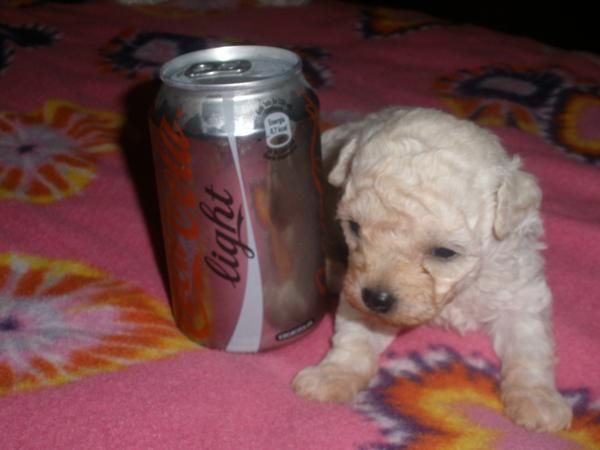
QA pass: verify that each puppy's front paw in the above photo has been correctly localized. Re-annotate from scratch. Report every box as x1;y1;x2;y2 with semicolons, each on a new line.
503;386;572;432
292;363;370;403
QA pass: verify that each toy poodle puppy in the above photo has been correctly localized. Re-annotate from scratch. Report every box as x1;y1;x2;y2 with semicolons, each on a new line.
293;107;572;432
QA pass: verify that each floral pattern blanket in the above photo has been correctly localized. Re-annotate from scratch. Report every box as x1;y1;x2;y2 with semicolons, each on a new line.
1;1;600;449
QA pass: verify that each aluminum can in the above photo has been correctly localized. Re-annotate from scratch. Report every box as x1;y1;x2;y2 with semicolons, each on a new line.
148;46;325;352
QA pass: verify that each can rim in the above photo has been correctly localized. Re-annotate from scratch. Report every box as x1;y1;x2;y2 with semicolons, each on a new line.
160;45;302;91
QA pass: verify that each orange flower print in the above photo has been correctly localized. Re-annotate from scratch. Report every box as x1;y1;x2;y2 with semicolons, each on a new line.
99;30;223;81
545;87;600;162
355;347;600;449
436;66;600;164
0;100;122;204
0;253;195;395
435;66;569;135
128;0;256;19
358;7;449;39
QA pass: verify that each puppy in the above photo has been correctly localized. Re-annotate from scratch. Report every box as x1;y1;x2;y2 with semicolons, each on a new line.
293;107;572;432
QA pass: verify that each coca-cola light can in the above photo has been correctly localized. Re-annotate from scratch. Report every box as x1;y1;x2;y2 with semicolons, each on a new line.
148;46;325;352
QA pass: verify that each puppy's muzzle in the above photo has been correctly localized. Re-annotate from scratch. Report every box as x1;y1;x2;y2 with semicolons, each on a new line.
361;288;396;314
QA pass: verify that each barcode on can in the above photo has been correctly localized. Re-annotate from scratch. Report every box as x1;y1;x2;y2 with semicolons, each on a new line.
276;319;316;342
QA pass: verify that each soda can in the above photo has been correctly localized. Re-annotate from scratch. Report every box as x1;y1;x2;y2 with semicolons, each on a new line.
148;46;326;352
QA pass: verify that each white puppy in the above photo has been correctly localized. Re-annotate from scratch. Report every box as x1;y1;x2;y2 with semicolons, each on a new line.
293;107;572;432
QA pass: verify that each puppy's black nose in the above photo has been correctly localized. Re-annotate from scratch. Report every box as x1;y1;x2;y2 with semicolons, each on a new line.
361;288;396;314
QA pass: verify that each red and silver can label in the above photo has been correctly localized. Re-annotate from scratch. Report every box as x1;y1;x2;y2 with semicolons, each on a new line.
149;46;326;352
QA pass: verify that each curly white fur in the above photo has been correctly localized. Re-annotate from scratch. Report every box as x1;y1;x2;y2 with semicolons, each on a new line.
293;107;572;432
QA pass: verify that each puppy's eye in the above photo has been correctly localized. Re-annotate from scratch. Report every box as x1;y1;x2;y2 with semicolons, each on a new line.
432;247;457;259
348;220;360;237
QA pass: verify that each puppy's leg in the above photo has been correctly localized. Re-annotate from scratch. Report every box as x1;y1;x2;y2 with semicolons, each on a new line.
492;309;572;432
293;299;395;403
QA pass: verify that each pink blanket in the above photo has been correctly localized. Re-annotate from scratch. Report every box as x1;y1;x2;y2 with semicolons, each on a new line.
1;1;599;448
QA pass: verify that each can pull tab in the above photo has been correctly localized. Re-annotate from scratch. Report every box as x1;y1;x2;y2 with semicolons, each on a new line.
184;60;252;78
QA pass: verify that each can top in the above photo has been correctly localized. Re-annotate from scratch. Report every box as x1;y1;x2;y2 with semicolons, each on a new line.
160;46;302;91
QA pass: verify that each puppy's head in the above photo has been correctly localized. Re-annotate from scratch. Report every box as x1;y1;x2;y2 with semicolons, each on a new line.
326;108;541;327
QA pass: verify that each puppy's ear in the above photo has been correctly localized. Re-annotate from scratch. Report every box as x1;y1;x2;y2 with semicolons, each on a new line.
321;123;361;187
493;158;541;240
328;137;359;187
